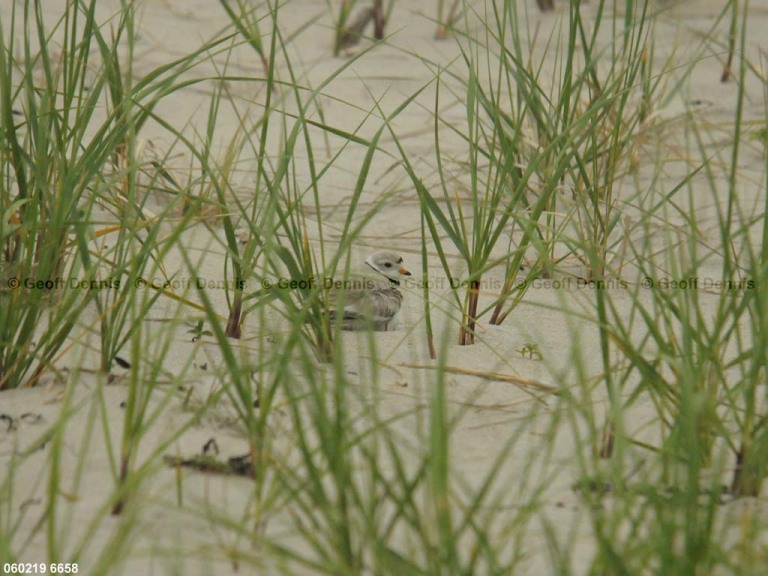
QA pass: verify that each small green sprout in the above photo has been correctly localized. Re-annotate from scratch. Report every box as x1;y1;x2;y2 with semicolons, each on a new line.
519;341;543;360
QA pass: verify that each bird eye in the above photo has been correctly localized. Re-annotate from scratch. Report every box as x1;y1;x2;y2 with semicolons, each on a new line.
384;262;392;268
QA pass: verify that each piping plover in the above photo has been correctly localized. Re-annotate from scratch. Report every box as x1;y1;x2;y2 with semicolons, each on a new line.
329;251;412;331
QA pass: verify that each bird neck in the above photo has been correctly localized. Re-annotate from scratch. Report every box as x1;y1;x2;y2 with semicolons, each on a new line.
365;261;400;286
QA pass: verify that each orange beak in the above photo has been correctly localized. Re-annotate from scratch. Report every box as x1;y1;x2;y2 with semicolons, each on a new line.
399;267;412;276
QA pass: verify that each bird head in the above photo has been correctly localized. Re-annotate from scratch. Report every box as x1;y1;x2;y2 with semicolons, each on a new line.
365;252;412;286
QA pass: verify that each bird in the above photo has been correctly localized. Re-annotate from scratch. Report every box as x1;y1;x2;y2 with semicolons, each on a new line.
328;251;412;331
